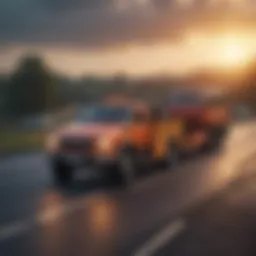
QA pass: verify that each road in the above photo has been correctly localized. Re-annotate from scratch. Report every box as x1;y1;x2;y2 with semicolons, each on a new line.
0;122;255;256
153;164;256;256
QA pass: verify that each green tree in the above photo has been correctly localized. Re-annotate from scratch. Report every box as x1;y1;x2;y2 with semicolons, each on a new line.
7;55;55;117
0;75;9;118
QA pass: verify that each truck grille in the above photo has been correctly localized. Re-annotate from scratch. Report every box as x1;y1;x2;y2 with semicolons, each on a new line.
61;137;94;153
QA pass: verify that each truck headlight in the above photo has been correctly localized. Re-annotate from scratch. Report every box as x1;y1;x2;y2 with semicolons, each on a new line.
97;138;112;152
46;135;60;152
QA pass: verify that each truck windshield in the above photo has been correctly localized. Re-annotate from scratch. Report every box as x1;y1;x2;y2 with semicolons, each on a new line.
76;106;131;123
168;92;204;107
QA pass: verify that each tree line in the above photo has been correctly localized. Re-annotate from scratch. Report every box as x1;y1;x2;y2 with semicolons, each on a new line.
0;55;129;120
0;54;255;122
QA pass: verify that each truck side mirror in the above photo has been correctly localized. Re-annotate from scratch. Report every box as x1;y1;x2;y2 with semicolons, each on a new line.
133;112;149;123
151;108;162;122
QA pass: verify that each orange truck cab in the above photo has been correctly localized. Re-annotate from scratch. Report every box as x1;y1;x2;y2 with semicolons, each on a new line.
46;101;155;185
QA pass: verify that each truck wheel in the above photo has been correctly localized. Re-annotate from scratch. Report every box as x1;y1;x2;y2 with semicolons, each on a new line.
165;144;180;169
214;126;228;145
118;152;136;186
203;126;227;153
51;160;73;186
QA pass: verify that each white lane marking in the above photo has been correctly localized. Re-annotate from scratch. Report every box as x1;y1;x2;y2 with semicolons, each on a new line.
0;198;89;242
133;219;186;256
0;221;32;241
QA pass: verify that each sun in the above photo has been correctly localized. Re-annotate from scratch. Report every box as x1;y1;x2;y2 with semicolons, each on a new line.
185;31;256;71
222;44;247;65
216;36;251;68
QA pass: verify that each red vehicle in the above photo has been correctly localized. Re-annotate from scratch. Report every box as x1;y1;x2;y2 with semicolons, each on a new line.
164;89;230;152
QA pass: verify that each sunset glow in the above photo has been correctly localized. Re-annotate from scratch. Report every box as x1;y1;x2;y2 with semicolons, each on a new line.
186;30;256;71
214;35;254;68
1;0;256;77
220;43;248;67
2;31;255;77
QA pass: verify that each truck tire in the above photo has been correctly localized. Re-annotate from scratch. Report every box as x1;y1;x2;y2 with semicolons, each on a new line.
164;143;180;169
211;127;227;150
118;151;137;187
51;160;73;186
204;126;228;153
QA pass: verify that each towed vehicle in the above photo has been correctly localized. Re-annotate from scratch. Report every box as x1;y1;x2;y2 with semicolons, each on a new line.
165;89;230;152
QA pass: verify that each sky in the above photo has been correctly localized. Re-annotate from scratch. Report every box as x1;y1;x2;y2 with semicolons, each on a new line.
1;0;256;77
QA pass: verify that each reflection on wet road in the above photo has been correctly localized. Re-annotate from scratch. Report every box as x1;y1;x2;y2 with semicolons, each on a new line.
154;164;256;256
0;121;255;256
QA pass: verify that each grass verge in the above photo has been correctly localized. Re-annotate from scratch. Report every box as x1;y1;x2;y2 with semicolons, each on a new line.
0;130;46;154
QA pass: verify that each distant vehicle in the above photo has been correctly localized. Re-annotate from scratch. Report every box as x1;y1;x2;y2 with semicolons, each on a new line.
45;99;206;186
232;104;253;121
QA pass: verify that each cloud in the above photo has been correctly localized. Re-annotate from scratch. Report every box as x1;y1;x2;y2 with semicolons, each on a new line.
0;0;181;49
0;0;255;50
151;0;175;9
42;0;110;11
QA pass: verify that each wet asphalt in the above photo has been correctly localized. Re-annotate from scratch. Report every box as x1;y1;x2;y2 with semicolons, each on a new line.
0;121;255;256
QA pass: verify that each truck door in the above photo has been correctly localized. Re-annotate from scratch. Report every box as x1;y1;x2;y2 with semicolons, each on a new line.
129;109;154;150
153;109;184;159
